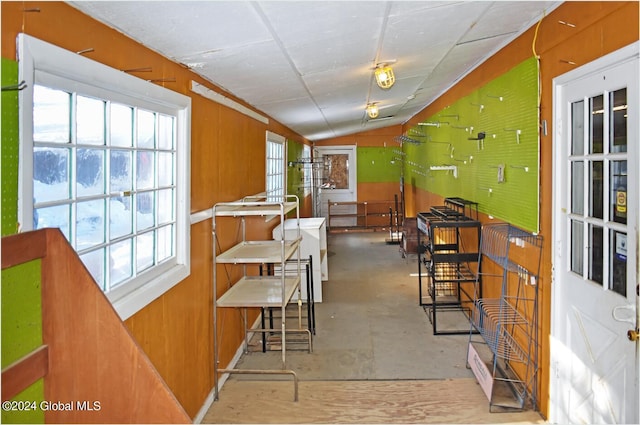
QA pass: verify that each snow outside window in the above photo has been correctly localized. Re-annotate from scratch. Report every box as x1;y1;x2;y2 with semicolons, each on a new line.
18;34;191;319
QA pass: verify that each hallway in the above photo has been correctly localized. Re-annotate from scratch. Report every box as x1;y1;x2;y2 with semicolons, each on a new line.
203;232;545;423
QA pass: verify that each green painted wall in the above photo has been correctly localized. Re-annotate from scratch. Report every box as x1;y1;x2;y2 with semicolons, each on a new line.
404;57;540;232
1;260;45;424
1;58;45;424
287;138;305;198
2;58;20;236
357;146;402;183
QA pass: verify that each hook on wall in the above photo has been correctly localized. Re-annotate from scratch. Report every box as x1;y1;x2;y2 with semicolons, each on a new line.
76;48;94;55
2;80;27;92
418;121;441;128
124;67;153;73
471;102;485;112
148;77;177;83
504;128;521;144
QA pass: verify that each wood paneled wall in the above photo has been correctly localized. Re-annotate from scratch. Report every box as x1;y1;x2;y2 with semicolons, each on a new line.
1;1;310;419
2;229;191;424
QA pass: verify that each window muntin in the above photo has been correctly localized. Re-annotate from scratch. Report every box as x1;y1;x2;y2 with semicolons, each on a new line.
266;132;286;201
19;34;190;319
568;87;629;296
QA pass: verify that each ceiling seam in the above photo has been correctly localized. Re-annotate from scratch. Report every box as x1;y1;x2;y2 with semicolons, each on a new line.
251;1;336;138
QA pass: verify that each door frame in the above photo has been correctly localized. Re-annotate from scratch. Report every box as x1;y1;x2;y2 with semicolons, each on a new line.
315;145;358;223
550;41;639;423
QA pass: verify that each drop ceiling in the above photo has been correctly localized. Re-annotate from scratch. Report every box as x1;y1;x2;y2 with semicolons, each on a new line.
68;1;561;141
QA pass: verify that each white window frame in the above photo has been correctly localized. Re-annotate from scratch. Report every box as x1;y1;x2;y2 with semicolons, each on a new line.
265;131;286;201
18;34;191;320
302;144;312;197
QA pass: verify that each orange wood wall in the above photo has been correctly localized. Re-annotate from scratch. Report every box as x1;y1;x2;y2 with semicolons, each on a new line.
1;2;310;419
2;229;192;424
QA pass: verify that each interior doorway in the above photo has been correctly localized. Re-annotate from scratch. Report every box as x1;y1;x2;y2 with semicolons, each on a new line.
315;146;357;226
551;42;639;424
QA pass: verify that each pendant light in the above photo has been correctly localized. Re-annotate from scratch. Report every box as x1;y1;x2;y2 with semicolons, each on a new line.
375;64;395;89
366;103;379;119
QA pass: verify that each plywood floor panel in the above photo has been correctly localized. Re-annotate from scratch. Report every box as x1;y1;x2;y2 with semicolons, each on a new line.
203;378;544;424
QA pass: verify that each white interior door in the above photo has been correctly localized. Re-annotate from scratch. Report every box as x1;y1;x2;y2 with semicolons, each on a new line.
315;146;357;227
551;42;639;424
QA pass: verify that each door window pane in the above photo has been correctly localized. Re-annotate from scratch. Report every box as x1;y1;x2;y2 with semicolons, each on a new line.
590;161;603;219
589;224;603;285
571;100;584;156
76;95;105;145
325;154;349;189
589;95;603;154
571;161;584;215
609;88;627;153
110;103;133;147
610;230;627;297
33;85;70;143
77;148;105;197
610;160;627;225
33;147;70;203
571;220;584;275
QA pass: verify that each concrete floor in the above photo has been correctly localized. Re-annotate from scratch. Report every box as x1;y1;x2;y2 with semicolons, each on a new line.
233;231;475;381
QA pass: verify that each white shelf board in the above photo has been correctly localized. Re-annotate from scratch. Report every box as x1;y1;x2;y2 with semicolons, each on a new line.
216;240;301;263
216;276;301;307
213;201;298;217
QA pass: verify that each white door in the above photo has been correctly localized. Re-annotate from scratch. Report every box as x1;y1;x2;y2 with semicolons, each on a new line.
315;146;357;228
551;42;639;424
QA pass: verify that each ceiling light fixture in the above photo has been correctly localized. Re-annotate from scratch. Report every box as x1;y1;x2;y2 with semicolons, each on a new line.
375;64;395;89
366;103;379;119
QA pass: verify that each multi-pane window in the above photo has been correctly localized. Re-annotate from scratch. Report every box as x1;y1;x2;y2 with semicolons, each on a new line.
266;132;286;201
32;86;177;292
302;144;312;196
19;34;191;318
568;87;628;297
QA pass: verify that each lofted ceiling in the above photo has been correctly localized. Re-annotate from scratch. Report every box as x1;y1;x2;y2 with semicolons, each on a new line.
68;1;561;141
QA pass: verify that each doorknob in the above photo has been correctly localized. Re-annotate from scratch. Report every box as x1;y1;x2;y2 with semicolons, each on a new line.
628;329;639;342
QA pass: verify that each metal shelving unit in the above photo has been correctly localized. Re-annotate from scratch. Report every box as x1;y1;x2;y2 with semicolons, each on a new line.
212;195;311;400
327;199;403;233
417;198;481;335
467;223;543;412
